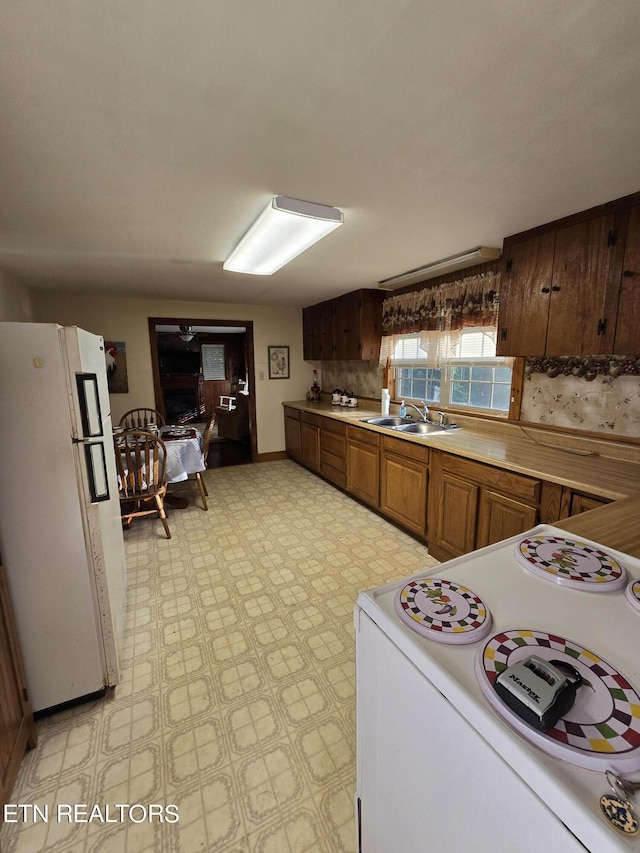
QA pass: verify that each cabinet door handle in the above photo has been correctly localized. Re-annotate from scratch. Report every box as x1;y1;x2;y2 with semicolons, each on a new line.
541;287;550;293
623;269;636;277
551;285;561;291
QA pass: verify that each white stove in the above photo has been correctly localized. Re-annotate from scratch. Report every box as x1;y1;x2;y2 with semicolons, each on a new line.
355;525;640;852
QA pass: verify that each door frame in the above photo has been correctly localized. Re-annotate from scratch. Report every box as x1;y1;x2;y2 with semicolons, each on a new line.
147;316;258;463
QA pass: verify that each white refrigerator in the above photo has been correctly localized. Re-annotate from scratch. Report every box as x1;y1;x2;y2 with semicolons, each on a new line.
0;323;127;713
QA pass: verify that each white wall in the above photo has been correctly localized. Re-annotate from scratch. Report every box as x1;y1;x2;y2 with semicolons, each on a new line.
33;293;308;455
0;269;35;322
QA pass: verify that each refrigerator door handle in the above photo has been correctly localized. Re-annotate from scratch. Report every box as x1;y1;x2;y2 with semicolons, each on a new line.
84;441;111;503
76;373;104;438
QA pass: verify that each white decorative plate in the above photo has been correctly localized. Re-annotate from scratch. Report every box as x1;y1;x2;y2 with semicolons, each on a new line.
515;535;627;592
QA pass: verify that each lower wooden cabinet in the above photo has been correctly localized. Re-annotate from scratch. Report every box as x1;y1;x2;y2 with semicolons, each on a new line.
320;419;346;488
300;412;321;472
380;436;429;539
0;562;36;813
559;487;611;518
283;408;616;556
346;426;380;508
476;490;538;549
434;470;479;557
284;407;302;462
428;451;542;561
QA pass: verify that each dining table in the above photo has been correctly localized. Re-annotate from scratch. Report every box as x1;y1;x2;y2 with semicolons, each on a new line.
115;423;207;510
159;424;206;483
159;424;206;508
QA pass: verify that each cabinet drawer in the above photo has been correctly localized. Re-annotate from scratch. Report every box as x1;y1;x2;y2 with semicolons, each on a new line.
322;432;346;469
283;406;301;420
322;418;346;436
347;425;380;447
382;435;429;464
301;411;321;427
441;454;540;503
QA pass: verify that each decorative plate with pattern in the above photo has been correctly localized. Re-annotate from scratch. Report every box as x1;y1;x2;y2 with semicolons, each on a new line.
515;535;628;592
394;578;492;644
626;580;640;614
475;629;640;772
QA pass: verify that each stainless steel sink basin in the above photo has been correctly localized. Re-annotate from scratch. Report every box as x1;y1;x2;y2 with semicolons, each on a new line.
391;422;448;434
360;416;415;426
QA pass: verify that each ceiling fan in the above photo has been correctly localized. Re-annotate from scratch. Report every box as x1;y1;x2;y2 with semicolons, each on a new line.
178;325;195;342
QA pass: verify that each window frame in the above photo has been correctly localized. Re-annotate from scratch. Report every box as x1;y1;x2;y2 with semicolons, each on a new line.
389;332;523;420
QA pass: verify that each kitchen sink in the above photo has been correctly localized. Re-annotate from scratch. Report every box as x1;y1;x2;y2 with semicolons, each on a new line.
360;416;416;426
361;416;461;434
391;422;449;434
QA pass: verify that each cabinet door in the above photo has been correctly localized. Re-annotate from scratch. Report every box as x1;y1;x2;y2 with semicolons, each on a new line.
302;306;319;360
497;231;555;356
614;204;640;353
546;214;616;355
300;422;321;472
333;292;360;360
476;490;538;548
435;472;479;559
346;440;380;508
380;451;428;538
0;564;36;809
284;415;301;461
569;491;609;516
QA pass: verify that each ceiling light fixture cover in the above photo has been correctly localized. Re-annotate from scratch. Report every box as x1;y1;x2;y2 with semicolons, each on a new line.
378;246;502;290
223;196;344;275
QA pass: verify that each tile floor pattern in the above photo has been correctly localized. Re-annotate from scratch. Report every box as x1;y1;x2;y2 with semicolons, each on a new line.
0;460;439;853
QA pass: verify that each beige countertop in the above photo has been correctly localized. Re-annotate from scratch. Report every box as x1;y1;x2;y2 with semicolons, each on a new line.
284;400;640;557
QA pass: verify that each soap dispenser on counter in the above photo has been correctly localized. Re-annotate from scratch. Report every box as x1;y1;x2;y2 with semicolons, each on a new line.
399;400;407;417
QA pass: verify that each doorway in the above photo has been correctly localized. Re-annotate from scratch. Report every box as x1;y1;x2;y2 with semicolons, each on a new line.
148;317;256;468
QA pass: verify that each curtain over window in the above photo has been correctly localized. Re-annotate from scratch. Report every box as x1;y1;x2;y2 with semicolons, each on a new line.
379;272;500;367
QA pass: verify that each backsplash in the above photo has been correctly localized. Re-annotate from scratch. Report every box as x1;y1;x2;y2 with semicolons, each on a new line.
520;371;640;437
318;360;640;437
319;361;385;400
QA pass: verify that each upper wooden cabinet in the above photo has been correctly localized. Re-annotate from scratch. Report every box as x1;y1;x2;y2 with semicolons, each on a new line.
614;203;640;353
497;192;640;356
303;289;384;361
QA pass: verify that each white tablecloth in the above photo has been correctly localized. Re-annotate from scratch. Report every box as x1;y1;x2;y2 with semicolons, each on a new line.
118;429;205;489
162;434;205;483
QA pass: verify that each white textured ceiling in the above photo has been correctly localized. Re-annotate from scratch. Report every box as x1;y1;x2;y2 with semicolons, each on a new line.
1;1;640;308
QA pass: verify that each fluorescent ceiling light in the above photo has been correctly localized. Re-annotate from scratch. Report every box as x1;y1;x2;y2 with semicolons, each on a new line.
224;196;344;275
378;247;502;290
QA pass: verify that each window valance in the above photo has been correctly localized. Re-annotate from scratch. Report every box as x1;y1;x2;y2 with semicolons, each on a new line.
381;272;500;336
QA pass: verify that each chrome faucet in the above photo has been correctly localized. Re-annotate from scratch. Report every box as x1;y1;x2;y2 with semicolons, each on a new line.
437;411;446;426
405;401;429;422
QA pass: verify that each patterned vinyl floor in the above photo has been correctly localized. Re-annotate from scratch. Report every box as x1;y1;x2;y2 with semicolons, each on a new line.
0;460;438;852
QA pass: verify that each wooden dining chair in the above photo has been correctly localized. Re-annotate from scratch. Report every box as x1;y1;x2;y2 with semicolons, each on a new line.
114;430;171;538
167;413;216;510
119;408;166;430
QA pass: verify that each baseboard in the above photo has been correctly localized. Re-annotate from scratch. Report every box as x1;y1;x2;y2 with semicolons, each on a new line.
256;451;288;463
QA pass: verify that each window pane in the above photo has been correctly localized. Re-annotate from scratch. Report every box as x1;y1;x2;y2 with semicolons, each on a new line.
412;379;427;398
470;366;492;381
494;366;512;382
470;382;491;407
450;381;469;404
492;383;511;411
398;378;412;397
413;368;427;379
451;365;470;381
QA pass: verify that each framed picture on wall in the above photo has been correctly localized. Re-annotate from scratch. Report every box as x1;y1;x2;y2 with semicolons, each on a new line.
268;345;290;379
105;341;129;393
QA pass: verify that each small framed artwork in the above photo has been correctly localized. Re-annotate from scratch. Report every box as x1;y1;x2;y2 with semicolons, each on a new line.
105;341;129;393
268;345;290;379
